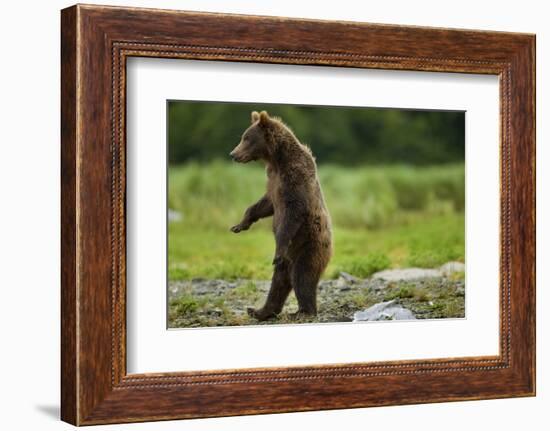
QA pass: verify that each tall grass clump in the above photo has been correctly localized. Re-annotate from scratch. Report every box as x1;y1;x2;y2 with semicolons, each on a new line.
168;160;266;229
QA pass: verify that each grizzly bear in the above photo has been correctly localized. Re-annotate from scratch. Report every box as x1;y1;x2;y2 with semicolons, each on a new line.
229;111;332;321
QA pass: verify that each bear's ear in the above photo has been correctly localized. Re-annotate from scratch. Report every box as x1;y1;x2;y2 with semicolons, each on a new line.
251;111;260;124
259;111;270;126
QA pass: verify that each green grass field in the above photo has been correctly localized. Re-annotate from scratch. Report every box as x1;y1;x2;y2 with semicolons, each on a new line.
168;162;465;281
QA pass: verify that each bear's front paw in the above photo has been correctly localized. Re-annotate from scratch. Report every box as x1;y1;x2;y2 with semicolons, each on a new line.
247;307;277;321
230;223;249;233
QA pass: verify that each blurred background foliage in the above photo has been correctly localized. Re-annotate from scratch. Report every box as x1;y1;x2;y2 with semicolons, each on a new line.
168;102;464;166
168;162;464;231
167;101;465;280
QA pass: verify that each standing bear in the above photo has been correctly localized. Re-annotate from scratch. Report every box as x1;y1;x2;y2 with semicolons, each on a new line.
229;111;333;321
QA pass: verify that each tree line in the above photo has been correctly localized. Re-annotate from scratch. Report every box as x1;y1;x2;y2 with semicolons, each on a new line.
168;101;464;166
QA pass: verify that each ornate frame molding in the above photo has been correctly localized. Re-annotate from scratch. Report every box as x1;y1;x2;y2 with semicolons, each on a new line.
61;5;535;425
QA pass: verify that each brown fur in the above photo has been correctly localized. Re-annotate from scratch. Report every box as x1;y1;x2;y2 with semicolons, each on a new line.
230;111;333;320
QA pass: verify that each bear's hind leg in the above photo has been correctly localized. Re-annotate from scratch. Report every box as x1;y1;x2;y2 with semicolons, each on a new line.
247;260;292;321
291;253;323;317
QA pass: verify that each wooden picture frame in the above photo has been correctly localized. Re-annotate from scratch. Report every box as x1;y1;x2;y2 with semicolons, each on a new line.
61;4;535;425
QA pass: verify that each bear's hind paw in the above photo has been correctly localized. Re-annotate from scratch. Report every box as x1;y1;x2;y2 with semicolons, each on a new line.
288;310;317;321
247;307;277;321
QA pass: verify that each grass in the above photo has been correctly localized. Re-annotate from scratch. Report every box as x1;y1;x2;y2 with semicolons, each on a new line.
169;295;199;316
382;278;465;319
168;161;464;230
328;252;391;279
168;212;465;281
383;283;431;302
168;161;465;281
229;281;259;298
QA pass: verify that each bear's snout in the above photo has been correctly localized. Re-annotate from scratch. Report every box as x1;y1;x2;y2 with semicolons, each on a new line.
229;150;242;162
229;145;248;163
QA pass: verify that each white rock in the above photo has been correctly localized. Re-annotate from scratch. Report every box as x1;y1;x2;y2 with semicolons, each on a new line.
339;271;359;283
353;300;416;322
335;277;347;288
371;268;441;282
168;209;183;222
439;261;465;276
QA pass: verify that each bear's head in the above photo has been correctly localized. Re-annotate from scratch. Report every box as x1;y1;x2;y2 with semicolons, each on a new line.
229;111;272;163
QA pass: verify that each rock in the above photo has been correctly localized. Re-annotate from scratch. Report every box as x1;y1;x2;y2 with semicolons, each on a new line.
318;280;333;290
335;277;346;288
209;308;223;316
339;271;359;283
353;300;416;322
193;286;212;295
168;209;183;222
335;277;355;291
190;279;231;295
255;281;271;292
191;277;206;283
168;280;190;296
440;261;465;276
372;268;441;282
367;278;386;292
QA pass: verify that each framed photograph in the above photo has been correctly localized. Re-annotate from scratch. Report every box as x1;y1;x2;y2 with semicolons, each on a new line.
61;4;535;425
